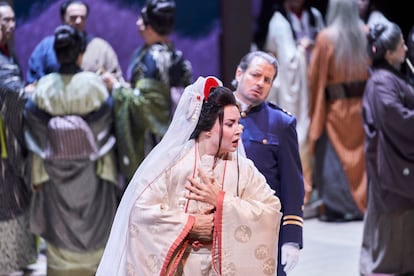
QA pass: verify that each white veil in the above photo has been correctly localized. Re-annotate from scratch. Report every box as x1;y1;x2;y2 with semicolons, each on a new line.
96;76;223;274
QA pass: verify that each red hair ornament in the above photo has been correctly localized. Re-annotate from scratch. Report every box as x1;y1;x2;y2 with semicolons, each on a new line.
203;76;221;102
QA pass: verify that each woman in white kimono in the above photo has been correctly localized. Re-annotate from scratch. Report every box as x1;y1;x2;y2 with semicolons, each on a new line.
262;0;325;205
97;76;282;275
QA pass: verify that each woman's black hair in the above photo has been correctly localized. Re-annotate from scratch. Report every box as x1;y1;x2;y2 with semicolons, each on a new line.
190;86;237;145
367;21;402;66
53;24;86;67
141;0;176;35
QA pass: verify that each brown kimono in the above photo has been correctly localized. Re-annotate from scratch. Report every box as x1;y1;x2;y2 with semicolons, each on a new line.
308;28;369;214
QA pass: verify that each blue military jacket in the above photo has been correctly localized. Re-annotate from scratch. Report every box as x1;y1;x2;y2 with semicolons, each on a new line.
239;101;304;248
26;34;94;84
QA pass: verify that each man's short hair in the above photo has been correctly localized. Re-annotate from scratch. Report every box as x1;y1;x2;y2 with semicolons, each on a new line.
60;0;90;20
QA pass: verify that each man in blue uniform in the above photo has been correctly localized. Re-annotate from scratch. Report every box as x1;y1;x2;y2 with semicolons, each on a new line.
26;0;123;84
233;51;304;276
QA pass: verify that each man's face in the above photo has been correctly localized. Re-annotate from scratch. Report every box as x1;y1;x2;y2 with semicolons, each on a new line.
64;3;87;32
235;57;276;106
0;5;15;44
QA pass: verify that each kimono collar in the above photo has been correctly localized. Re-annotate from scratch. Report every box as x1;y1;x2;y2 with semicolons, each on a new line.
373;61;409;82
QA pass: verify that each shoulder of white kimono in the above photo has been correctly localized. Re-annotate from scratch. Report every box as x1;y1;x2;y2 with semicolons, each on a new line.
236;153;255;169
236;154;263;177
268;10;290;29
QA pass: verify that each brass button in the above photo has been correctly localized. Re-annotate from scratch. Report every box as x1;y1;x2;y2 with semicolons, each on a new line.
239;124;244;131
262;139;268;145
241;111;247;118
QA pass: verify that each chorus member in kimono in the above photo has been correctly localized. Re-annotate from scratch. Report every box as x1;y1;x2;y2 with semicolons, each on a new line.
26;0;123;84
358;0;389;28
233;51;304;276
359;22;414;276
23;25;119;276
261;0;325;206
308;0;370;221
97;76;282;275
102;0;192;184
0;2;37;274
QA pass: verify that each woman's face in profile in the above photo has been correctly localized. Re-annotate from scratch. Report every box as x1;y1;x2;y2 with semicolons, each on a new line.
136;17;146;34
209;105;242;155
386;34;407;67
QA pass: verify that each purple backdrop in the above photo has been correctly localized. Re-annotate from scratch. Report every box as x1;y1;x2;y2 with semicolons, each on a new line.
14;0;221;83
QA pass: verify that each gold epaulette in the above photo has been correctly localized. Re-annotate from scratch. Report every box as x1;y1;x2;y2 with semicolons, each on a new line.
268;101;293;116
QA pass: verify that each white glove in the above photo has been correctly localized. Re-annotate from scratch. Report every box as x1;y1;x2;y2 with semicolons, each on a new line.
281;243;300;273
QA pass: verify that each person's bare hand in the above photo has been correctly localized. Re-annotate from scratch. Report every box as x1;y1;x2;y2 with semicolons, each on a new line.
101;72;118;92
185;168;220;211
189;213;214;242
299;37;314;50
24;83;36;93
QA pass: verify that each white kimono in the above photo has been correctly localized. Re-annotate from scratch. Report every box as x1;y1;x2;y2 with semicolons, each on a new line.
264;8;324;201
97;141;281;275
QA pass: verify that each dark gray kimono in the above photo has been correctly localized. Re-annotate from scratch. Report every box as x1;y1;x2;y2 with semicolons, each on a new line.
23;72;119;254
0;45;37;274
360;63;414;275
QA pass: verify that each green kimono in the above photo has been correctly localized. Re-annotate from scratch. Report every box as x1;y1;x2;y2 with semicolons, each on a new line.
114;78;170;181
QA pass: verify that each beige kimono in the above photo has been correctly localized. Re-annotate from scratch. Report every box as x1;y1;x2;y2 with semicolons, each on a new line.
81;37;123;79
97;141;282;275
